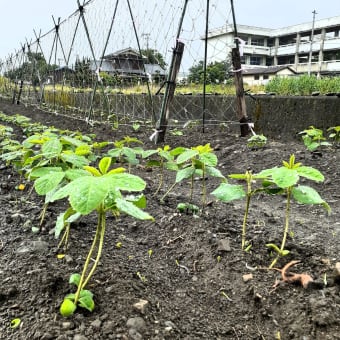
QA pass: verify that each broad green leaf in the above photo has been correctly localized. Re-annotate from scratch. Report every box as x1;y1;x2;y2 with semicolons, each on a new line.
146;160;161;167
271;167;299;188
115;198;154;220
170;146;186;156
30;167;63;179
65;169;91;180
122;147;138;163
55;208;80;238
176;149;198;164
75;144;92;156
107;167;126;174
80;289;94;299
69;273;81;286
34;171;65;195
199;152;218;167
69;177;110;214
60;135;86;147
99;156;112;175
296;166;324;182
126;194;147;209
42;138;62;157
211;183;246;202
107;148;121;158
61;153;89;167
142;149;158;158
175;166;195;183
104;173;146;192
78;295;95;312
205;166;225;178
165;161;178;171
292;185;331;212
84;165;101;177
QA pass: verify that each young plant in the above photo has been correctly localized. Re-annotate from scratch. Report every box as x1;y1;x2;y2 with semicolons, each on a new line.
258;154;331;268
247;134;267;149
51;156;153;316
163;143;225;205
142;145;185;195
327;125;340;147
107;136;143;172
298;126;331;152
212;170;268;250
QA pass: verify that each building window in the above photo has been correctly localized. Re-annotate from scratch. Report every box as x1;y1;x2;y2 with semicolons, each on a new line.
251;38;265;46
263;75;269;80
266;57;274;66
254;75;260;80
250;56;261;65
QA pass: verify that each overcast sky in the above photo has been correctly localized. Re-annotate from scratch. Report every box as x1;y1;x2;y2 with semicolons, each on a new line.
1;0;340;60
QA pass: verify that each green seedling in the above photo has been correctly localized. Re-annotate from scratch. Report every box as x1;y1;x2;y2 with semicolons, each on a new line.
60;273;95;317
327;125;340;146
148;249;153;258
298;126;331;152
10;318;21;329
107;136;143;172
136;271;148;283
51;156;153;316
163;144;225;205
177;202;200;215
142;145;185;196
258;154;330;268
247;134;267;149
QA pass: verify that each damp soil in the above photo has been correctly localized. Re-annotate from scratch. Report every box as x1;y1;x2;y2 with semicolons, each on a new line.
0;99;339;340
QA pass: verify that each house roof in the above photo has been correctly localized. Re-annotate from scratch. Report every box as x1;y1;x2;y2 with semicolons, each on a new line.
104;47;146;59
242;66;297;75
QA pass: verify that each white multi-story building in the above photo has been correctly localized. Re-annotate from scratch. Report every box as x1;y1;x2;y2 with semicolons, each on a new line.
207;15;340;76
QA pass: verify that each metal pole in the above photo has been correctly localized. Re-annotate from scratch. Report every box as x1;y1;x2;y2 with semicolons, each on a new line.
202;0;210;133
308;10;317;76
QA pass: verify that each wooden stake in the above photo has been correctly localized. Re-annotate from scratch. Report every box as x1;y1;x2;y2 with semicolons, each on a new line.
154;40;185;144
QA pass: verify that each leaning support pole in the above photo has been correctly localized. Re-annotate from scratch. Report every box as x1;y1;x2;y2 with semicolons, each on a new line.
151;0;189;144
230;0;250;137
153;41;184;144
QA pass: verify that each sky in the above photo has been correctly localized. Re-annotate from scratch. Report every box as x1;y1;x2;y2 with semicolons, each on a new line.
1;0;340;60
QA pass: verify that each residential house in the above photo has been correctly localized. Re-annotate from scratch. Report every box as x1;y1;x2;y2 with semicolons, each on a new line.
90;47;166;83
241;65;297;86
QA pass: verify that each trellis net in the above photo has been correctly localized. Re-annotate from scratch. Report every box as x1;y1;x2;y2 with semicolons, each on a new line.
0;0;239;130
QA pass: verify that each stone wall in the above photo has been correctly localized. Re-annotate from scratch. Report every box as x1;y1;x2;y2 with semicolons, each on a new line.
91;94;340;139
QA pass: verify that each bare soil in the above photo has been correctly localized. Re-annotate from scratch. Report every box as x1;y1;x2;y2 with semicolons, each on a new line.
0;99;339;340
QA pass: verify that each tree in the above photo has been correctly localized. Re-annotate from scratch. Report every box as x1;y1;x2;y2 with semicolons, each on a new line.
5;52;57;86
188;60;231;84
140;49;166;68
74;57;94;87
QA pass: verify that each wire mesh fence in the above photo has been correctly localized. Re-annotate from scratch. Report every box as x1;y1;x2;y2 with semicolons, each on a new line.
0;0;240;130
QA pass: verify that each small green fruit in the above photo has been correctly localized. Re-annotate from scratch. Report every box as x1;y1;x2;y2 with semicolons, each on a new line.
60;298;77;317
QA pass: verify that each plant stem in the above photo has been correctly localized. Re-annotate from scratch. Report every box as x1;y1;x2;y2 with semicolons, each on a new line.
269;187;292;268
241;172;252;250
242;193;251;250
202;165;206;207
280;187;292;252
160;181;177;201
190;175;194;202
154;161;164;196
74;209;102;304
82;209;106;289
58;223;70;250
